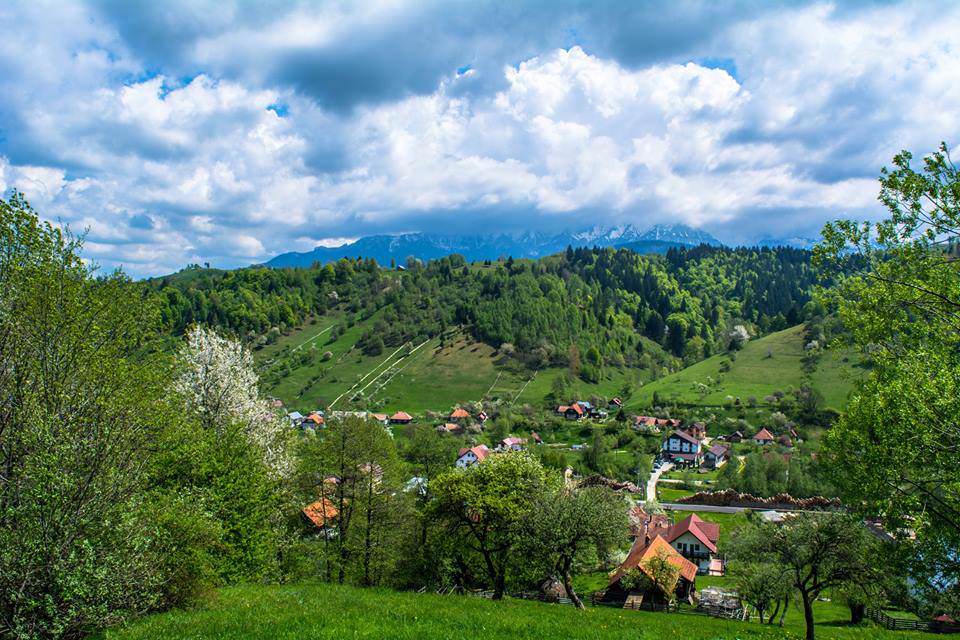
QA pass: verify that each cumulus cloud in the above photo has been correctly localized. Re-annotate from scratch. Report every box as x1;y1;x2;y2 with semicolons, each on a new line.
0;1;958;275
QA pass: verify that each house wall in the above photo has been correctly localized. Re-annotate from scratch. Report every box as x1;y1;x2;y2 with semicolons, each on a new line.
672;532;712;573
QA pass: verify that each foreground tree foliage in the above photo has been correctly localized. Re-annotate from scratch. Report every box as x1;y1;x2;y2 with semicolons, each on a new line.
525;485;627;609
816;143;960;616
729;512;876;640
0;195;174;637
430;453;551;599
0;195;296;639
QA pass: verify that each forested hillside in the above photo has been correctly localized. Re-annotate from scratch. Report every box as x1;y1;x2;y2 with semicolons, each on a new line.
148;245;827;374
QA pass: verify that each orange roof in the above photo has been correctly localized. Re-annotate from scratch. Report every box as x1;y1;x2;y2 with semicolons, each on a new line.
449;407;471;419
443;423;462;432
302;498;338;528
754;428;775;441
371;413;388;421
390;411;413;421
305;413;325;425
609;535;698;589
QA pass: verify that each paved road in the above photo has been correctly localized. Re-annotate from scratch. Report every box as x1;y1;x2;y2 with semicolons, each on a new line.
661;503;747;513
645;462;673;501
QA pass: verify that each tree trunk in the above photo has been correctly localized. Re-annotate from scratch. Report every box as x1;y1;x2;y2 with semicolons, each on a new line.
768;599;781;624
493;570;506;600
800;591;816;640
778;596;789;627
850;602;865;624
562;559;584;610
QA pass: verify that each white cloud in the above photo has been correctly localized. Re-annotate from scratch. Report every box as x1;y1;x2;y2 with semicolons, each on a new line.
1;2;959;274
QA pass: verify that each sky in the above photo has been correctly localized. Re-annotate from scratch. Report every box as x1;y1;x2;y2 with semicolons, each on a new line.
1;1;958;276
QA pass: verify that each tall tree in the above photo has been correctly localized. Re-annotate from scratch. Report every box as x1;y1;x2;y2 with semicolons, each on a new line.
526;485;627;608
431;453;549;599
729;512;873;640
815;143;960;606
0;194;174;638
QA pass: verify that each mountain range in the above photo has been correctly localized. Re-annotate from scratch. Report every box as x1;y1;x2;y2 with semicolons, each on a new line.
264;223;725;268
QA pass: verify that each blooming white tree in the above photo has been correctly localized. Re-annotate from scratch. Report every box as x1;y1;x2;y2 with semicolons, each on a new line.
174;325;293;478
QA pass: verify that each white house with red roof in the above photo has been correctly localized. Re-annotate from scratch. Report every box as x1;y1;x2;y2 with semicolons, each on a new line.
661;429;703;467
455;444;490;468
663;514;722;575
499;436;527;451
753;427;775;445
705;443;730;469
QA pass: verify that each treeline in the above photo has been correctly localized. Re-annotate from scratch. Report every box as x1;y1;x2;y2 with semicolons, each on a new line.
147;244;831;377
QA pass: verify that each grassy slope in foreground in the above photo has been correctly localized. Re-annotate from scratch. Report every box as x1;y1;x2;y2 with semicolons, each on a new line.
99;583;920;640
631;325;862;411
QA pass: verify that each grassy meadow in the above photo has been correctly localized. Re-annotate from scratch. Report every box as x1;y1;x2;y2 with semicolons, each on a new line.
97;583;922;640
631;326;863;411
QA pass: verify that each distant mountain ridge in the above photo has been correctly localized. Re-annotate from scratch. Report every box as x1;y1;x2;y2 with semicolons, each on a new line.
265;223;725;268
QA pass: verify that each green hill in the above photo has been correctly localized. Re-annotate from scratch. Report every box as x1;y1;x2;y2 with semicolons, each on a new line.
256;310;652;414
258;315;862;416
98;583;918;640
631;326;863;411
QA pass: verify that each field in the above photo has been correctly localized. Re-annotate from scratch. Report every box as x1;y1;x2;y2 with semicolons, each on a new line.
258;309;862;420
97;583;921;640
257;309;651;415
631;326;863;411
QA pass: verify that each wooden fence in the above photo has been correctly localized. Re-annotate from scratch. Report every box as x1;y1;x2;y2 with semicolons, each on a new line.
866;607;960;634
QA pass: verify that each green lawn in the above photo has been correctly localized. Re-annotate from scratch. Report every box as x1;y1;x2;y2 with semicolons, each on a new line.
98;583;920;640
631;326;862;411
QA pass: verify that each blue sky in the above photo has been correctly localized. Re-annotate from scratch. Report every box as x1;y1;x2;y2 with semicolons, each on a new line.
1;1;958;276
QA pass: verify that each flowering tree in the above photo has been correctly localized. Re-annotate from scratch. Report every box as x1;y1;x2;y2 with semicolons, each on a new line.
175;325;293;478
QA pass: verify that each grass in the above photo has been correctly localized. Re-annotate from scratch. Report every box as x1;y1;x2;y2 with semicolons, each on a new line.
657;486;695;502
631;326;862;411
98;583;921;640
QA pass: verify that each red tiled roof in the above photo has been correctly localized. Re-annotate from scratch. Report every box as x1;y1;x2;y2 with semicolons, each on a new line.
449;407;471;419
708;444;729;457
609;535;698;588
669;452;700;461
390;411;413;421
501;437;526;446
443;423;462;432
664;514;719;552
305;413;325;425
371;413;388;421
458;444;490;462
302;498;338;528
754;428;775;441
669;429;701;445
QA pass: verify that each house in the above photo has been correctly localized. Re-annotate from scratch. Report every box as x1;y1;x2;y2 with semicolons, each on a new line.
302;412;325;428
662;514;721;575
608;397;623;409
390;411;413;424
449;407;471;422
660;430;703;468
753;428;775;445
371;413;389;425
602;535;698;605
683;422;707;440
726;430;744;443
476;411;489;423
440;422;463;435
302;498;338;532
629;506;671;540
456;444;490;467
557;404;585;420
530;431;543;445
287;411;305;427
777;434;794;448
499;436;527;451
704;444;730;469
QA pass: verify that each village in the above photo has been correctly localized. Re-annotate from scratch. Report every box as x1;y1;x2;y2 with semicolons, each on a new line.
287;397;857;623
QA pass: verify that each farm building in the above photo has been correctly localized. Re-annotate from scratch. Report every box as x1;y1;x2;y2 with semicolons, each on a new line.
602;535;698;606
